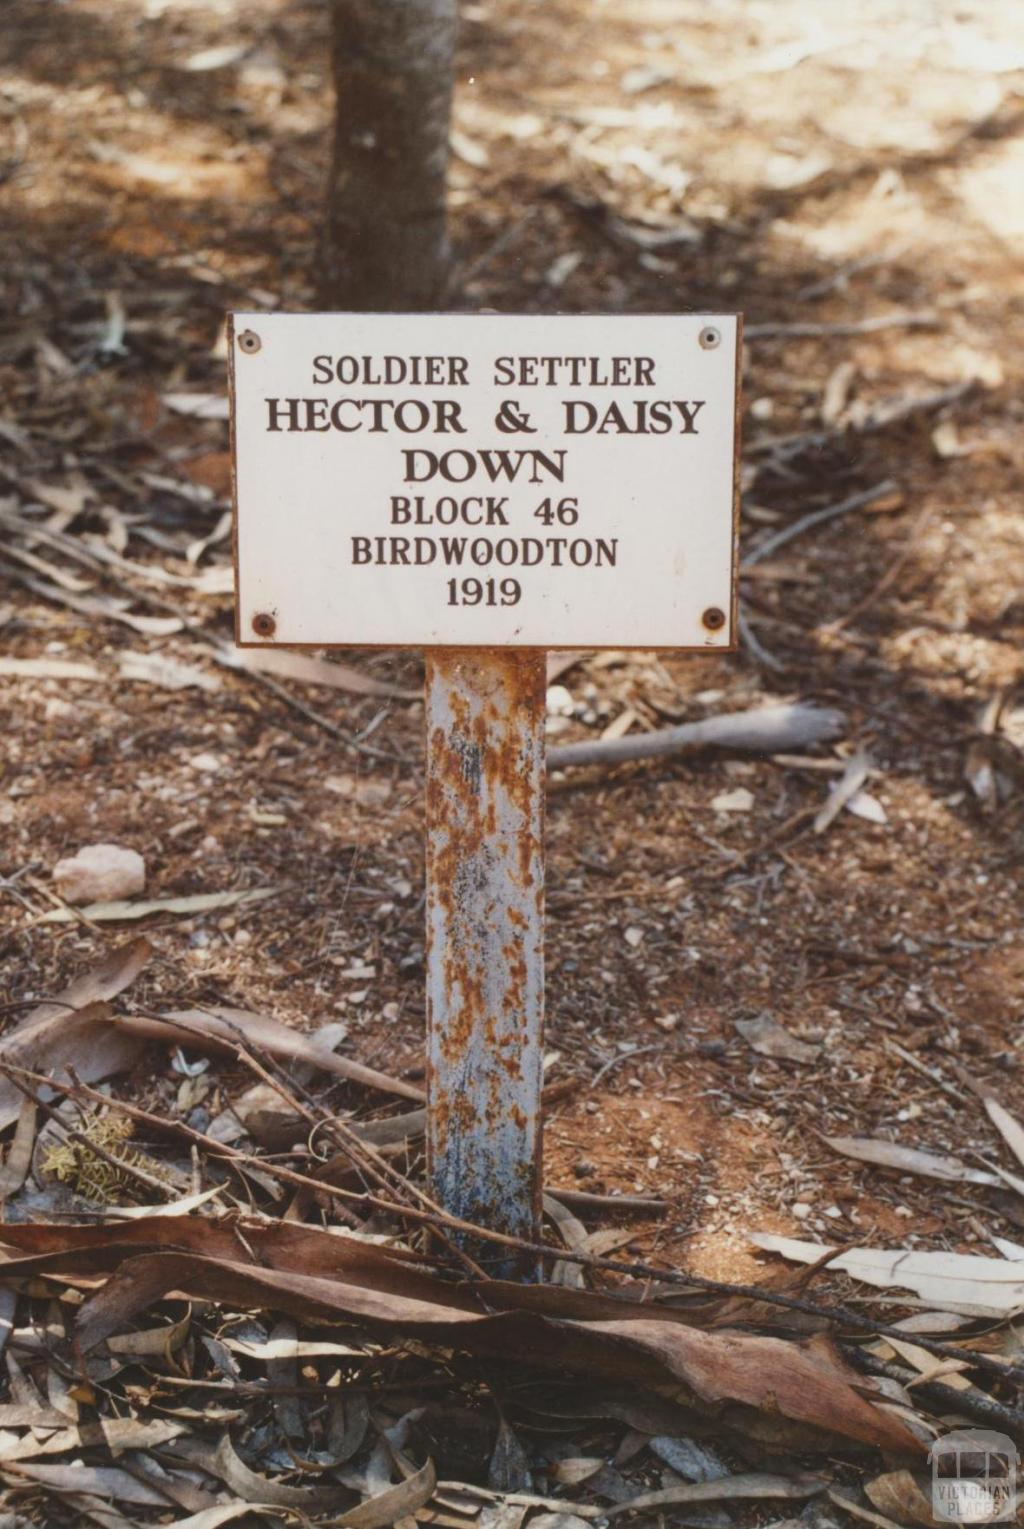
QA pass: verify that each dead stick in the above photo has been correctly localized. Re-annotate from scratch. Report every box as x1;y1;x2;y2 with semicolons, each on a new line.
0;1068;180;1203
548;703;844;773
744;312;937;340
847;1347;1024;1436
744;482;897;567
4;1064;1020;1388
819;505;935;635
3;1060;1021;1390
548;1188;667;1216
221;1040;487;1280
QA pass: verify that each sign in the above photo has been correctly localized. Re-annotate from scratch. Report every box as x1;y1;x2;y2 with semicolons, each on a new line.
230;312;740;649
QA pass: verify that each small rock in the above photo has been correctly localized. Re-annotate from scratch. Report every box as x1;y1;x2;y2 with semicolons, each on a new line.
53;843;145;905
792;1202;812;1220
697;1039;727;1058
546;684;575;717
189;751;222;773
573;1159;597;1179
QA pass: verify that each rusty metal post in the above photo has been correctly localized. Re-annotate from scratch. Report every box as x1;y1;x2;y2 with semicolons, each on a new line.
425;649;545;1277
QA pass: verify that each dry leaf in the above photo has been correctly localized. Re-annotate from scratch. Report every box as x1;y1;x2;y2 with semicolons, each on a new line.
983;1096;1024;1175
604;1473;828;1516
753;1234;1024;1317
735;1015;821;1064
204;1431;341;1509
0;1001;142;1134
825;1137;1003;1187
110;1005;423;1102
846;790;887;824
814;751;871;834
0;1099;37;1198
117;652;220;692
648;1436;729;1482
0;658;101;680
0;940;151;1131
333;1458;438;1528
35;888;276;925
3;1462;176;1506
59;1245;921;1455
226;646;420;700
865;1470;942;1528
162;393;229;420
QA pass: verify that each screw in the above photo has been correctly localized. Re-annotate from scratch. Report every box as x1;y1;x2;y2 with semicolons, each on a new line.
238;329;262;354
699;325;721;350
251;612;276;638
702;606;726;632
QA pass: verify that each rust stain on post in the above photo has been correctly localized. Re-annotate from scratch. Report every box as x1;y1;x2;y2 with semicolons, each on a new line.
425;648;545;1277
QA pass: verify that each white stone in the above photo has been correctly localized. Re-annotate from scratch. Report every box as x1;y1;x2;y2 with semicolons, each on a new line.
711;786;754;813
53;844;146;905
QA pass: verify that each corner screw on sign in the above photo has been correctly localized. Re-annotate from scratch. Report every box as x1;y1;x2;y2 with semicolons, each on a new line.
699;325;721;350
702;606;726;631
251;612;276;638
237;329;262;354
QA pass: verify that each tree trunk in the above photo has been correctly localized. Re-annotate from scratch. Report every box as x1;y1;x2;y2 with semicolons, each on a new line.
324;0;457;310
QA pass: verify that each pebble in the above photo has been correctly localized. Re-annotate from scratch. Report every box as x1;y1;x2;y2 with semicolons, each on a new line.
52;843;145;905
792;1202;812;1220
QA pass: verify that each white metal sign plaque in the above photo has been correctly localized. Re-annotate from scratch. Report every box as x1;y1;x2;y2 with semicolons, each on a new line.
230;312;740;649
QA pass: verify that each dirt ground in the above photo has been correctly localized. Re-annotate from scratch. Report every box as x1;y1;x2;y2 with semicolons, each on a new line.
2;0;1024;1286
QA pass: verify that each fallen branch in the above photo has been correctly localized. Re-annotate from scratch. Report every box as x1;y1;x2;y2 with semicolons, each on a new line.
746;382;974;468
744;311;937;340
744;481;897;567
547;702;844;772
111;1005;423;1104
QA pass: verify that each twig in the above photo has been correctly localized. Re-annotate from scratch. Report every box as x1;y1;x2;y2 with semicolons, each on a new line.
847;1346;1024;1436
219;1036;488;1280
744;481;897;567
795;254;891;302
1;1066;179;1202
453;208;537;292
738;608;786;672
545;1187;668;1216
819;506;935;634
23;874;103;936
746;382;974;468
547;702;844;773
744;312;937;340
2;1060;1022;1390
591;1045;665;1089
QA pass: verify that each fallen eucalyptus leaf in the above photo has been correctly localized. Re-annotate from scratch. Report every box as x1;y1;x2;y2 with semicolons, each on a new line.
753;1234;1024;1317
825;1136;1003;1187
